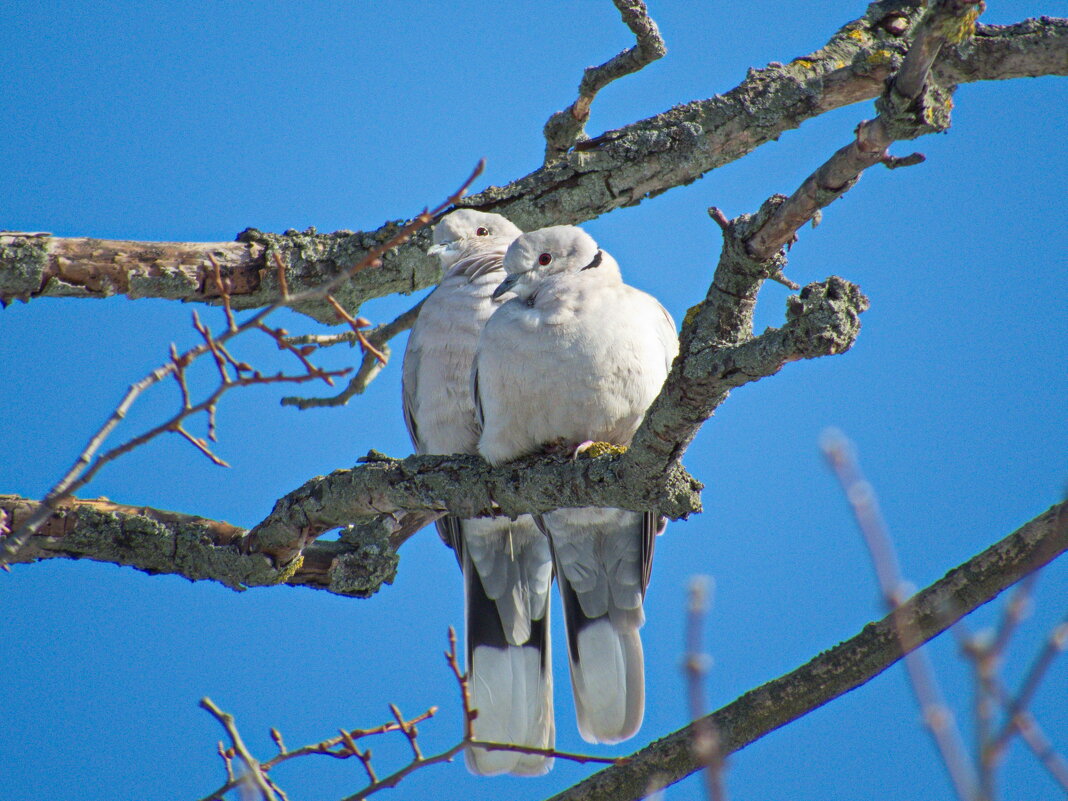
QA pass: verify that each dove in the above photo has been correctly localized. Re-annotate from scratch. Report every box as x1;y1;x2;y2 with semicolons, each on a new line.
401;209;555;775
474;225;678;744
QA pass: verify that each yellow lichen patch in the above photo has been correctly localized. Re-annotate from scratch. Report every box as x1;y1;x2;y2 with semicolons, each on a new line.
791;57;817;70
272;554;304;584
683;301;706;328
866;49;895;66
939;7;981;44
578;442;628;459
846;29;867;42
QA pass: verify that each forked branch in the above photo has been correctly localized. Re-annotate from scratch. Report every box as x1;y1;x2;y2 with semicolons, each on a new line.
543;0;666;161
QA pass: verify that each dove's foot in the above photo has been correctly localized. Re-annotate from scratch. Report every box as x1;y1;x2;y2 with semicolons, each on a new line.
574;441;629;459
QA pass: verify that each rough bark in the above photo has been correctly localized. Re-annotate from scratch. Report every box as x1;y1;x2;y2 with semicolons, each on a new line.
0;494;406;598
548;501;1068;801
1;13;1063;321
0;247;866;580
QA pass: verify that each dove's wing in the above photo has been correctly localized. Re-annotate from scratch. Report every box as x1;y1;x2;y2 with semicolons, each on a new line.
476;226;677;744
401;220;555;775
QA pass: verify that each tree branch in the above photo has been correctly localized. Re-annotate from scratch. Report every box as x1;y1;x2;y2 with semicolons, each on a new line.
8;214;863;590
0;494;405;598
543;0;666;162
546;501;1068;801
2;192;872;577
745;0;985;261
2;14;1062;318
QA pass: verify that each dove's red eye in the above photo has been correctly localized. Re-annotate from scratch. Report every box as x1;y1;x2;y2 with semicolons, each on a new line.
475;227;489;236
538;253;553;266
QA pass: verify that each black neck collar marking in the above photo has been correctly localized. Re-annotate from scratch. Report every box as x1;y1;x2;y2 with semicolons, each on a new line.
581;250;603;271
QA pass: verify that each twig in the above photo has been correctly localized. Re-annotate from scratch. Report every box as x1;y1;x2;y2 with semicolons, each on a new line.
958;619;1068;793
325;294;387;363
281;298;425;409
684;576;726;801
388;704;423;760
199;697;278;801
260;710;438;771
444;626;475;741
1012;710;1068;791
0;162;485;567
217;741;235;783
543;0;666;161
336;626;622;801
821;429;979;801
988;613;1068;760
991;574;1036;660
198;627;625;801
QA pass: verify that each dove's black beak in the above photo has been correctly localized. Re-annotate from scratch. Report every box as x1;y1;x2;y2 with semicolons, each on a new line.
492;273;520;300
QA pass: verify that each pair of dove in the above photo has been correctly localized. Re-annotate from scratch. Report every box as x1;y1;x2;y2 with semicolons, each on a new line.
402;210;678;776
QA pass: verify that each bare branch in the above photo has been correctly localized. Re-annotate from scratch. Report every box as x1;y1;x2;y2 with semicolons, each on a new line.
281;298;425;409
746;0;987;262
0;163;484;568
546;501;1067;801
197;628;622;801
543;0;666;162
3;16;1062;316
822;430;978;801
956;602;1068;795
989;613;1068;760
684;576;726;801
200;697;278;801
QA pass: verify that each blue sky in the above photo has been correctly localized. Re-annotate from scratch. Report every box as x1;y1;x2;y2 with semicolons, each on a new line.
1;3;1065;800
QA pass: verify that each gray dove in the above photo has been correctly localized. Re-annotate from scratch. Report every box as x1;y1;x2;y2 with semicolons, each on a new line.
474;225;678;744
401;209;555;775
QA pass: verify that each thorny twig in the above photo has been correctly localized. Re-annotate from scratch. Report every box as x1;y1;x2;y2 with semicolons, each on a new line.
0;162;486;567
199;628;623;801
684;576;727;801
821;429;979;801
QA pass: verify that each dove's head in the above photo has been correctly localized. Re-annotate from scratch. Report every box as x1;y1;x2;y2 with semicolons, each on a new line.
428;210;522;271
494;225;615;300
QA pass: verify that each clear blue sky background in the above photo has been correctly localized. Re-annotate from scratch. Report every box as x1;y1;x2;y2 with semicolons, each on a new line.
1;3;1065;800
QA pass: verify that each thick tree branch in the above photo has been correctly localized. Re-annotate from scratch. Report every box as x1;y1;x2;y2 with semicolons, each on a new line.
249;264;868;561
2;13;1062;319
547;501;1068;801
0;494;406;598
625;1;990;472
746;0;984;260
0;257;863;583
543;0;666;162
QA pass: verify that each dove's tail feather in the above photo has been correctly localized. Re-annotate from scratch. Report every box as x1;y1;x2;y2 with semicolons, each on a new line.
557;568;645;744
543;507;652;745
462;522;555;776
